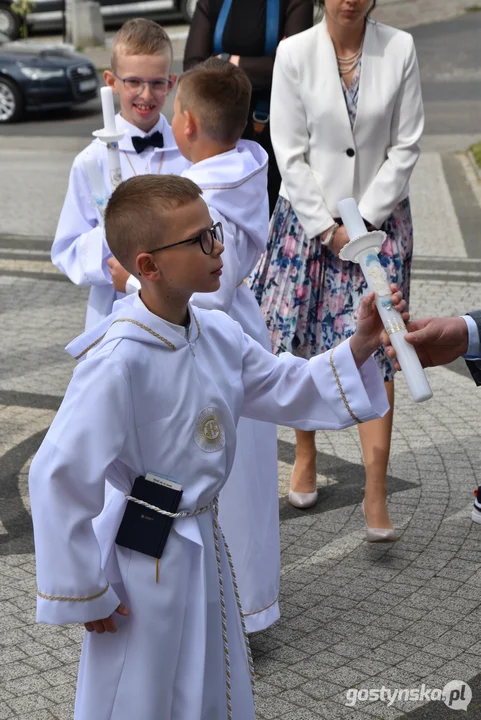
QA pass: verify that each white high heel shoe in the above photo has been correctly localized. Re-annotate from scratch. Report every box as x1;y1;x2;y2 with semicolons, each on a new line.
361;501;397;543
288;489;318;509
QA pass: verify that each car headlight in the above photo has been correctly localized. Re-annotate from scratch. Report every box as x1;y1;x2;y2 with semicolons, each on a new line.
20;67;66;81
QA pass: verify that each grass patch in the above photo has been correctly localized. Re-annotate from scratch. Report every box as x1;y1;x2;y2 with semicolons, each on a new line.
469;142;481;169
466;4;481;11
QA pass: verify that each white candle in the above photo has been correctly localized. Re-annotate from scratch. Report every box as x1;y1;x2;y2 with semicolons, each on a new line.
83;151;107;199
100;86;117;135
337;198;367;240
337;198;433;403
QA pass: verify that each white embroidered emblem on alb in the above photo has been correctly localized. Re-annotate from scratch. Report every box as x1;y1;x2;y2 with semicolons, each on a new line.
194;407;225;452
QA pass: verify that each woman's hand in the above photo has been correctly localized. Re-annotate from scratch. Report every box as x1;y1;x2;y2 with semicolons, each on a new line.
329;226;350;257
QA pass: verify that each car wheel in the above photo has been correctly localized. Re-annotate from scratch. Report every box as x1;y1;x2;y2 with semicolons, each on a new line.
0;4;20;39
180;0;197;23
0;77;23;123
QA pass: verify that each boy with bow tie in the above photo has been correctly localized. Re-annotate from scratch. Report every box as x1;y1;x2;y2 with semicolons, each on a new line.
51;18;190;328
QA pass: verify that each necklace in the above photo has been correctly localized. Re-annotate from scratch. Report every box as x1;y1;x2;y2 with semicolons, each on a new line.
123;151;164;176
336;44;363;76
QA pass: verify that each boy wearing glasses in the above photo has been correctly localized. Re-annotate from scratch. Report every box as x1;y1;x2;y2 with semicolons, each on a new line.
51;18;189;329
30;174;393;720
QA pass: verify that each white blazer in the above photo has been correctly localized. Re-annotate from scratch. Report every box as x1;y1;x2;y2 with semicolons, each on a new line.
271;17;424;240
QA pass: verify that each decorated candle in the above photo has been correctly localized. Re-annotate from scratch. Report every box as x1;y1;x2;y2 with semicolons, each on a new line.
92;87;124;192
337;198;433;403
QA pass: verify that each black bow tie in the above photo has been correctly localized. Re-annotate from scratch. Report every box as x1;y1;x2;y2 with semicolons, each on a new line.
131;131;164;154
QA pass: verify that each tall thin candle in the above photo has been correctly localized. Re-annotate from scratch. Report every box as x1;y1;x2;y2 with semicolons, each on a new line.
100;86;117;135
92;87;124;192
337;198;433;403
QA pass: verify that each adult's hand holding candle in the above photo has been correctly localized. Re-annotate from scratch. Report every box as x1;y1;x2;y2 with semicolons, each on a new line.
337;198;433;403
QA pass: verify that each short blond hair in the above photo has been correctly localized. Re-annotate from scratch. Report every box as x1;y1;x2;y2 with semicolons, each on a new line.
105;175;203;272
178;58;251;145
111;18;173;71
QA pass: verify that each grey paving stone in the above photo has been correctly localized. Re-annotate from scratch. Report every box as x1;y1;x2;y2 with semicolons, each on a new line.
254;695;298;719
362;702;404;719
264;644;310;665
299;679;346;701
422;642;464;661
261;669;309;691
435;629;477;649
329;643;371;661
325;666;371;689
6;694;58;716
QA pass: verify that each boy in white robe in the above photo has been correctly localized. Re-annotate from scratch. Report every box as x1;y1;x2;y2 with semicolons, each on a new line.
51;18;189;329
30;174;396;720
173;58;280;632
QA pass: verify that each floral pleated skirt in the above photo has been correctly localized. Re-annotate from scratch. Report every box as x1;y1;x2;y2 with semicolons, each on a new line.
250;196;413;382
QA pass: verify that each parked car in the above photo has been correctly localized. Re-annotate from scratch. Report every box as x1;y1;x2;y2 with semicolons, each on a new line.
0;31;98;121
0;0;197;40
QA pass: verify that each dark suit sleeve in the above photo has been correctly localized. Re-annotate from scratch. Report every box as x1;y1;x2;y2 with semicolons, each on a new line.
465;311;481;385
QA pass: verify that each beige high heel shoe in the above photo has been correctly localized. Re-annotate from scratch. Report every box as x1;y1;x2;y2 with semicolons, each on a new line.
361;501;397;543
288;489;318;509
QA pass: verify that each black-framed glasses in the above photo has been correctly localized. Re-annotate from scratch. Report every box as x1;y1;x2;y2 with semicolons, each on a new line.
112;72;173;96
148;222;224;256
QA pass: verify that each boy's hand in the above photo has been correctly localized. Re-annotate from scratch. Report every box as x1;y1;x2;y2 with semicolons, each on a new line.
107;257;130;293
84;603;130;634
350;286;408;368
382;316;469;370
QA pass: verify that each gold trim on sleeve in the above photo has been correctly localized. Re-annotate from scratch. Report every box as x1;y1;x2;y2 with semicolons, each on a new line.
37;582;110;602
329;348;363;424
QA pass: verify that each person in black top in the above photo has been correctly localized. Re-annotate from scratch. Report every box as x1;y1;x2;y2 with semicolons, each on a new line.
183;0;313;215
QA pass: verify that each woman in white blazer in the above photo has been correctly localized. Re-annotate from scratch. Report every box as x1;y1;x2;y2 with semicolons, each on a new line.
251;0;424;539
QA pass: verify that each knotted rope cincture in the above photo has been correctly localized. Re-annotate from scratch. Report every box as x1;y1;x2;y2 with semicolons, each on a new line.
124;493;256;718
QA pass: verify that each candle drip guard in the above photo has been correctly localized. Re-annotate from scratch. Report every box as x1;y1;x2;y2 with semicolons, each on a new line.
337;198;433;404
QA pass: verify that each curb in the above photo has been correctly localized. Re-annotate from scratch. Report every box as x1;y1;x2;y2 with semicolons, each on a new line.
467;149;481;182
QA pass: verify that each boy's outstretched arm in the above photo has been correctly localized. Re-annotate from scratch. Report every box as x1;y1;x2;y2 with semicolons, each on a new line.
29;357;130;627
239;288;405;431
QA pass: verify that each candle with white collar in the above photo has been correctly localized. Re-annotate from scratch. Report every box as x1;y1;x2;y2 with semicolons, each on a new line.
92;86;125;192
337;198;433;403
82;151;109;219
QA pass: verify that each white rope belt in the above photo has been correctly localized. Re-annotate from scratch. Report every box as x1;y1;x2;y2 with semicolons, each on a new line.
124;493;256;718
